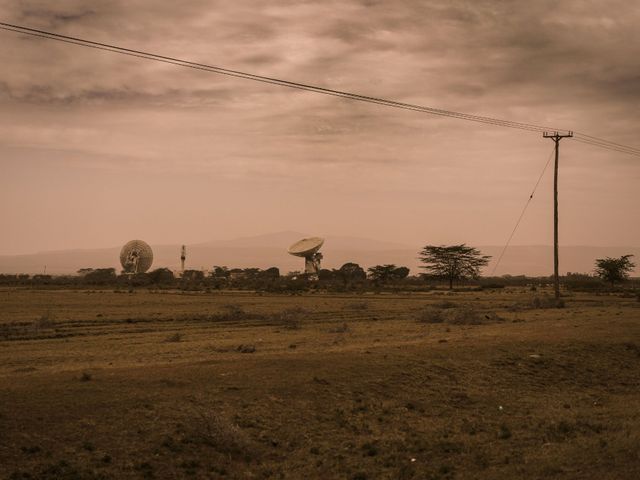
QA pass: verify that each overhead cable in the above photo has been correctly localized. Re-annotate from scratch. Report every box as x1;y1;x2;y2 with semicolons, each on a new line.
1;22;639;157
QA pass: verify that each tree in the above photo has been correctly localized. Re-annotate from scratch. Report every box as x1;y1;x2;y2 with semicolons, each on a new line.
393;266;410;280
367;264;410;284
594;255;635;286
336;263;366;287
261;267;280;280
241;268;262;280
211;266;230;279
419;244;491;289
182;270;205;283
318;269;335;282
148;268;175;285
82;268;117;285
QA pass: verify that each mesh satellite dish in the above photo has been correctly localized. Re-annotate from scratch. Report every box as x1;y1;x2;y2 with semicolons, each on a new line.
288;237;324;277
120;240;153;274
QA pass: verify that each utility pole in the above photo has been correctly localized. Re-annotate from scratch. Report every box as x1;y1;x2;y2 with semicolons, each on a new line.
543;131;573;300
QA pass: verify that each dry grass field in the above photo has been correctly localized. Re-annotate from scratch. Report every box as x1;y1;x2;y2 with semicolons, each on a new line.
1;287;639;479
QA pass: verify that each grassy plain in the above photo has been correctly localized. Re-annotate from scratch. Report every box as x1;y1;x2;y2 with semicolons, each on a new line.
0;287;639;479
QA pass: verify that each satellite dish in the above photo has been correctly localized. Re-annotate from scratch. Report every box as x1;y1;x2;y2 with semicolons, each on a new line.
288;237;324;277
120;240;153;274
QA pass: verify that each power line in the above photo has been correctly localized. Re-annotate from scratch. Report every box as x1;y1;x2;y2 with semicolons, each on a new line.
2;21;640;157
574;132;639;151
491;146;556;276
2;22;639;158
572;135;640;156
0;22;555;132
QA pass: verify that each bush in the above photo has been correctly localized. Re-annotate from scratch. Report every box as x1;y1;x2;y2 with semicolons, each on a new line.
165;333;183;342
273;306;308;330
186;407;252;457
445;306;483;325
217;304;247;321
417;307;445;323
531;294;565;309
433;300;457;309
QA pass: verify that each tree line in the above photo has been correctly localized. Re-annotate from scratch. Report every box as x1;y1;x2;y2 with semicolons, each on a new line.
0;244;635;292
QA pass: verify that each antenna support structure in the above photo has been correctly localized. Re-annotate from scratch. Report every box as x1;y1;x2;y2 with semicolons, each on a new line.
180;245;186;273
542;131;573;300
287;237;325;280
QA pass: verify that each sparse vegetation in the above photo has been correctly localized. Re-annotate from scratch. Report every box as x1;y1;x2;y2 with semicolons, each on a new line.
164;332;183;342
34;311;56;330
329;322;351;333
236;344;256;353
1;288;640;479
344;301;369;310
417;304;501;325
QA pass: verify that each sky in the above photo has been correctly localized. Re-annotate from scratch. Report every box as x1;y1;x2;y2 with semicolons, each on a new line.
1;0;639;255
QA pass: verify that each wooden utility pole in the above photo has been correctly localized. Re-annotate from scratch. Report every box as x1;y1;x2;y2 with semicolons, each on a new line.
543;131;573;299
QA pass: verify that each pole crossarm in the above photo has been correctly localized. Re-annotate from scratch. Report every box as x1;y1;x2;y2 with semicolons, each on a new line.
543;131;574;140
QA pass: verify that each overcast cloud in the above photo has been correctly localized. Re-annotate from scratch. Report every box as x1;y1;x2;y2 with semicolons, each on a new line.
1;0;638;255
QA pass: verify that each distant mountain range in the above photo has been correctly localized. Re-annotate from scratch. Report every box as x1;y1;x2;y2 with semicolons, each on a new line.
0;231;638;276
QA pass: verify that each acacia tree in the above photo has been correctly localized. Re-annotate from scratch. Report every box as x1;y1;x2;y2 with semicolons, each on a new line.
594;255;635;286
419;244;491;289
367;264;410;284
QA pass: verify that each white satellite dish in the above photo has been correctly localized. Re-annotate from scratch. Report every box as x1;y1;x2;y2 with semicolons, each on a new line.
120;240;153;274
288;237;324;277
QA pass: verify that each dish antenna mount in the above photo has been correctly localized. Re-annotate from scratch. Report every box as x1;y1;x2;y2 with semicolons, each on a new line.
120;240;153;274
288;237;324;279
